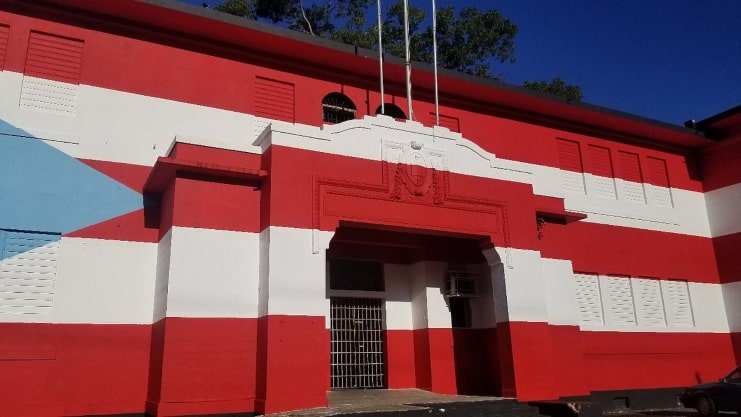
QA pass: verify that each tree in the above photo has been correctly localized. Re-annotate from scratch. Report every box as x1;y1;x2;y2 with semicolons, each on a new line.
523;78;583;102
208;0;582;100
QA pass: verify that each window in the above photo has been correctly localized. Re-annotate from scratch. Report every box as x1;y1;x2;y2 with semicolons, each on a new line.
375;103;406;120
322;93;356;124
329;259;384;291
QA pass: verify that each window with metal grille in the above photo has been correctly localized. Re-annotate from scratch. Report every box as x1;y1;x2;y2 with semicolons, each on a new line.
322;93;356;124
375;103;406;120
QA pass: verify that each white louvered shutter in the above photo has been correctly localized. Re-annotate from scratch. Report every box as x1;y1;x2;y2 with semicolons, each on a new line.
602;276;636;326
0;231;60;314
632;277;666;327
574;273;604;326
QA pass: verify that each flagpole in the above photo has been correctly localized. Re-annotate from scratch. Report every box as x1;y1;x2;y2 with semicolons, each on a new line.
432;0;439;126
403;0;413;120
377;0;385;115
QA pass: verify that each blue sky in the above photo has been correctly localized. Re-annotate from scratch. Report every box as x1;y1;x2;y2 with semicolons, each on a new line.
185;0;740;125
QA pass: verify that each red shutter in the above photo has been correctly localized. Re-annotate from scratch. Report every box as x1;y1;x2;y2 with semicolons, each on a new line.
25;31;83;84
645;157;670;187
618;151;642;182
254;76;295;123
588;145;614;177
0;25;9;71
556;139;583;172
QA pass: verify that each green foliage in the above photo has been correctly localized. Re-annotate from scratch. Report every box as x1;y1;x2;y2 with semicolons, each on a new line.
523;78;583;102
209;0;517;78
208;0;582;99
213;0;254;18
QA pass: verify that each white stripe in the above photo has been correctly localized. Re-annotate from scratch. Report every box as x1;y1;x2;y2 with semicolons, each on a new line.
705;182;741;237
0;237;157;324
722;280;741;333
164;227;260;318
0;73;716;238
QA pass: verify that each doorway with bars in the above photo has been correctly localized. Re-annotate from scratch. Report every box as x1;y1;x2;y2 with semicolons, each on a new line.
328;259;387;389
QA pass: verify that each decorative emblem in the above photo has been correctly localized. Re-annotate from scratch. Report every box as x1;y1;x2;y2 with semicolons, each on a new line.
387;140;446;203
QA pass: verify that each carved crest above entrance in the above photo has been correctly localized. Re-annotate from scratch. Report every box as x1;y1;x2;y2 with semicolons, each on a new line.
384;140;447;204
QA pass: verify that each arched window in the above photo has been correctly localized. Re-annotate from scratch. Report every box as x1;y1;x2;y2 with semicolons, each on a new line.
375;103;406;120
322;93;356;124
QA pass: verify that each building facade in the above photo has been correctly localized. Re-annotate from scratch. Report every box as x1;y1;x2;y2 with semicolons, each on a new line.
0;1;739;416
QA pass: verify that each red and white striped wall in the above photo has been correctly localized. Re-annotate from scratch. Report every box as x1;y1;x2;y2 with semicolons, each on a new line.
0;3;738;416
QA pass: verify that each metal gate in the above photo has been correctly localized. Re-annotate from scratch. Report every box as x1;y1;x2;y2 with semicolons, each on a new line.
330;297;385;389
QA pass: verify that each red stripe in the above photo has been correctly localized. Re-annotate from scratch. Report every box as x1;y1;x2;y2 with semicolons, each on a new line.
148;317;258;416
64;208;159;242
264;145;539;250
79;158;152;192
541;220;719;283
0;9;706;193
256;315;329;414
713;231;741;284
580;330;736;390
0;323;151;417
701;137;741;191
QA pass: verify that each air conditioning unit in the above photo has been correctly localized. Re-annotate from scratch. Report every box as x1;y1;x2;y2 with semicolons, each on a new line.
444;270;479;297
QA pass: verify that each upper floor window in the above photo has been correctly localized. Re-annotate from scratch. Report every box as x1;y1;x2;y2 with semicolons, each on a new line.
375;103;406;120
322;93;356;124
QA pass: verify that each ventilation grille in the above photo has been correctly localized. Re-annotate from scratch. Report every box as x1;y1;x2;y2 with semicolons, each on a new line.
662;280;694;327
645;157;673;207
588;145;617;199
556;139;586;194
574;273;604;326
618;151;646;204
254;76;295;122
20;31;83;116
0;24;9;71
602;276;636;326
0;231;61;314
632;278;666;327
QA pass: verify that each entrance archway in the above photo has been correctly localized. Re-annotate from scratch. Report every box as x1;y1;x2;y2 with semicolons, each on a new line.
325;224;500;395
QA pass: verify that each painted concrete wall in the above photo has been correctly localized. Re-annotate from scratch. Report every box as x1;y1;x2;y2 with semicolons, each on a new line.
0;3;738;416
